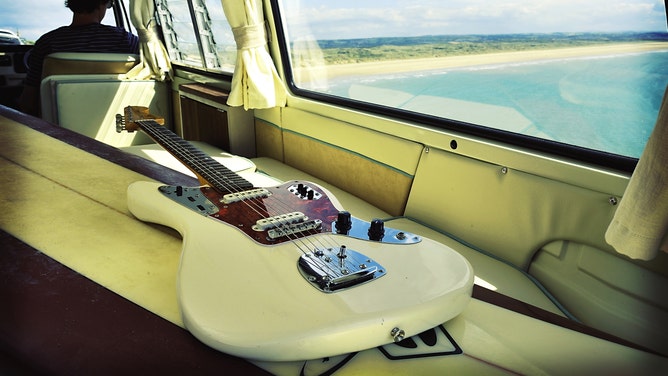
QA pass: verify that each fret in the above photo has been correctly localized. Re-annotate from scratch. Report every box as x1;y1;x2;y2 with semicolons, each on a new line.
135;120;254;193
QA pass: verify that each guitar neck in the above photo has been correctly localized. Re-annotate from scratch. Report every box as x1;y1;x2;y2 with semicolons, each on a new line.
135;119;254;193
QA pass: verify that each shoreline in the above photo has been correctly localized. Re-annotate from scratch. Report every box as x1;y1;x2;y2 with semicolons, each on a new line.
302;42;668;80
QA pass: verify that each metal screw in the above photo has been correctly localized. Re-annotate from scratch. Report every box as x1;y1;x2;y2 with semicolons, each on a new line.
501;167;508;174
391;327;405;343
609;197;618;206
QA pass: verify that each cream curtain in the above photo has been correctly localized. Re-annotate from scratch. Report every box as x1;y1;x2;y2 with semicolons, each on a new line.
126;0;173;81
605;85;668;260
221;0;287;109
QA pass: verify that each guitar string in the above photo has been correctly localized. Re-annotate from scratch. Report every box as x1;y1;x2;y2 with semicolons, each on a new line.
151;127;352;278
135;121;368;281
134;120;365;279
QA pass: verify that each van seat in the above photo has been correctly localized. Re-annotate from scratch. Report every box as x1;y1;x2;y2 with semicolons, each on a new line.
251;157;565;316
38;53;163;148
41;52;139;78
40;73;168;147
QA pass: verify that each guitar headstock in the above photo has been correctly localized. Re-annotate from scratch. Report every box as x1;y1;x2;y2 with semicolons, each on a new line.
116;106;165;133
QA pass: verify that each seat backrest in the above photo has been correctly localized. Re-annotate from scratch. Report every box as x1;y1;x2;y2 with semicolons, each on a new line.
38;53;169;148
41;52;139;78
40;74;168;147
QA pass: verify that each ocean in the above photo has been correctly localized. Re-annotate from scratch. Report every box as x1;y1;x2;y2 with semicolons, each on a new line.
326;50;668;158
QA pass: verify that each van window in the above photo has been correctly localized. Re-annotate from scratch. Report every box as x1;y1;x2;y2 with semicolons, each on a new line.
278;0;668;160
156;0;235;73
0;1;119;44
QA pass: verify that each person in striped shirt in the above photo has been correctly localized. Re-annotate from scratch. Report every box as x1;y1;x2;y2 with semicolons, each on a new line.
19;0;139;116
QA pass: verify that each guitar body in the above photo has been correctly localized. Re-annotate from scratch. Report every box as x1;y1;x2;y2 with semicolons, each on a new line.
117;107;472;361
127;180;474;361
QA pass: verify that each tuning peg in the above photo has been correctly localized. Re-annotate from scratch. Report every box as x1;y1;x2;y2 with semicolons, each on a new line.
115;114;134;133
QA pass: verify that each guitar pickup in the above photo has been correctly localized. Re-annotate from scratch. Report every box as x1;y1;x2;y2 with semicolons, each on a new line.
221;188;270;204
253;212;308;231
266;219;323;240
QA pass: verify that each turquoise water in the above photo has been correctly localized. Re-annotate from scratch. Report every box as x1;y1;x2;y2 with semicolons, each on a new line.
327;50;668;158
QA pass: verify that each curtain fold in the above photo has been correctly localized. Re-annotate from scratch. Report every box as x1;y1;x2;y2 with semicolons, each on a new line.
126;0;173;81
605;85;668;260
221;0;287;109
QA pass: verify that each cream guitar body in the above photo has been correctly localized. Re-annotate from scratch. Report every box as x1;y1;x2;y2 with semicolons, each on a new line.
127;181;473;361
118;106;474;361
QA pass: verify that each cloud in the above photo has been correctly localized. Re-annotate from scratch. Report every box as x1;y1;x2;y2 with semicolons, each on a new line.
283;0;667;40
2;0;666;44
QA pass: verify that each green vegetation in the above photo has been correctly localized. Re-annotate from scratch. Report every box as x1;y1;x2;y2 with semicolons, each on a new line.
296;32;668;65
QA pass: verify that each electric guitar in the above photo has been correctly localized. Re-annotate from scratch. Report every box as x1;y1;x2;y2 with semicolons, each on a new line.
117;106;473;361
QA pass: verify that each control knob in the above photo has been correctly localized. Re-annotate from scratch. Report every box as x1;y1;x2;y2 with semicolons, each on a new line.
335;211;352;234
368;219;385;241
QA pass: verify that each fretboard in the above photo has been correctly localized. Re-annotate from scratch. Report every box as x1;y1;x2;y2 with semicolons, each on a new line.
136;120;254;193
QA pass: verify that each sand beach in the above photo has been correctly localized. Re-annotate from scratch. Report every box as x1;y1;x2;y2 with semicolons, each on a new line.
316;42;668;79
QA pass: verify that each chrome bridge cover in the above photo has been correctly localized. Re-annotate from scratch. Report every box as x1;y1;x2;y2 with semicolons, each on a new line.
298;246;386;292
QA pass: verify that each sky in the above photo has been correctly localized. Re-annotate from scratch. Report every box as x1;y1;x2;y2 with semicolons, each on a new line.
0;1;118;42
285;0;668;40
1;0;666;43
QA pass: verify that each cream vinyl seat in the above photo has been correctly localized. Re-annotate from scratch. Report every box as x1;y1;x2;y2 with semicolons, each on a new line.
37;53;235;176
39;52;166;147
41;52;140;77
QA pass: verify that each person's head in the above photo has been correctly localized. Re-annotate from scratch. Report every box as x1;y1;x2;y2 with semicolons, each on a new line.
65;0;113;14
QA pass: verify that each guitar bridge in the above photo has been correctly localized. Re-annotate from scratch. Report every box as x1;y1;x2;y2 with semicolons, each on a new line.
298;246;386;292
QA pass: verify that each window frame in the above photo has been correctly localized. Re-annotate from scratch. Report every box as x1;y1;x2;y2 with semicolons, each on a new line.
111;0;134;34
154;0;236;76
269;0;642;173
